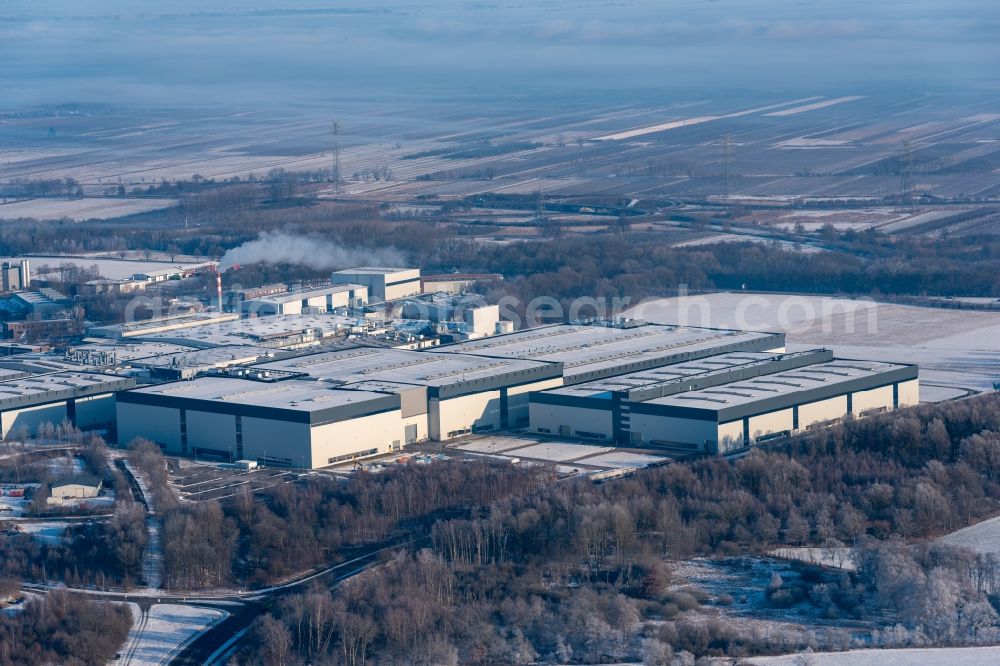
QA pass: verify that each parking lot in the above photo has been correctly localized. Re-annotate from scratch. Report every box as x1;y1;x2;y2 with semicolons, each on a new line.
437;433;674;477
168;462;305;502
163;433;677;500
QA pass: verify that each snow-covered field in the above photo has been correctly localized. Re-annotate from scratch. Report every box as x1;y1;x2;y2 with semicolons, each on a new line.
757;207;907;232
747;645;1000;665
0;148;86;165
113;603;225;666
763;96;865;117
878;209;961;233
0;197;176;221
6;136;525;196
939;515;1000;556
0;495;28;517
17;521;70;544
629;293;1000;393
673;233;824;254
594;97;827;141
9;255;208;281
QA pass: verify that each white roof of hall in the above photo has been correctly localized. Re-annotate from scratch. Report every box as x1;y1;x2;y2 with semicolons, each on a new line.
245;284;365;304
549;351;784;398
125;377;392;412
646;359;911;411
128;345;268;369
67;341;197;361
142;314;362;347
0;342;196;373
253;347;556;389
0;367;29;381
440;324;780;378
332;267;416;275
88;312;237;337
0;371;134;407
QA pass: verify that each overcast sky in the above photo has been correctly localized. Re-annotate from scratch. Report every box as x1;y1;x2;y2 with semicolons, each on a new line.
1;1;997;108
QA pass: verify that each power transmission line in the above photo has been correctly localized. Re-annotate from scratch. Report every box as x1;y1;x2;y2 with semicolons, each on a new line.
720;134;732;198
331;120;342;196
898;140;914;211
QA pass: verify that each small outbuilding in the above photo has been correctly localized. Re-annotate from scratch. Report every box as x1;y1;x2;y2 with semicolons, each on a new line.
50;474;103;500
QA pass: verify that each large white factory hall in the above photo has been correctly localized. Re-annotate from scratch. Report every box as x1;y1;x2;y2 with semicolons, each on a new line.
112;321;920;468
528;348;918;454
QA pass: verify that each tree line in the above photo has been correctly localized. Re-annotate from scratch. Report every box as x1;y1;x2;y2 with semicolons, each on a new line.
467;234;1000;305
123;438;552;590
0;589;131;666
8;393;1000;661
5;186;1000;307
233;393;1000;664
0;437;147;589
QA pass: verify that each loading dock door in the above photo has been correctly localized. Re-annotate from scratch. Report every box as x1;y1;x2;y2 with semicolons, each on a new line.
405;424;418;445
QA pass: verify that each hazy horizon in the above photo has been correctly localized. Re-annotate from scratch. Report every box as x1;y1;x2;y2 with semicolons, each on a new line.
2;0;997;110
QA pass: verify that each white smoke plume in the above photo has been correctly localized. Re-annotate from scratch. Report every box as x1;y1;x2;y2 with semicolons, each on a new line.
219;231;407;271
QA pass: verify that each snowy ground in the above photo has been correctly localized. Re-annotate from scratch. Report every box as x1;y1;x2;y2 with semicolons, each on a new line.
669;557;875;629
576;451;668;469
0;197;176;221
6;254;207;282
143;517;163;589
628;293;1000;394
747;645;1000;665
121;459;164;589
504;442;613;462
16;521;70;544
0;495;29;517
47;492;115;510
1;591;41;617
113;603;225;666
770;547;856;571
673;233;823;254
453;438;538;454
878;209;963;233
919;384;969;402
47;455;85;475
450;436;669;473
122;460;154;512
939;515;1000;556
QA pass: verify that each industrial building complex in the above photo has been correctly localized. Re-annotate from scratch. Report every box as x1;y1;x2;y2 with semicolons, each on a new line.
528;348;918;453
252;346;563;438
116;377;404;468
240;283;368;316
331;267;421;302
0;371;136;438
108;319;919;468
438;323;786;384
116;345;564;463
0;259;922;469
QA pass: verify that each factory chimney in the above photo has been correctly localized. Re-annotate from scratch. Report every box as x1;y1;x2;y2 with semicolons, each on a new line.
216;269;223;313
